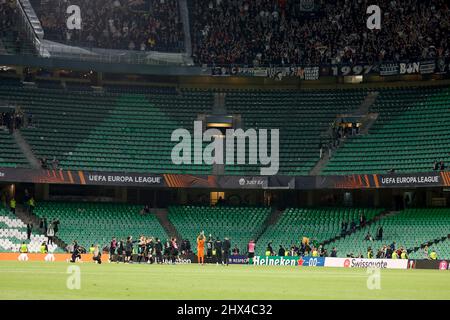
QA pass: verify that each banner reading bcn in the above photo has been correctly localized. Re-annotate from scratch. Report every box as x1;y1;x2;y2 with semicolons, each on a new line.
324;258;408;269
252;256;325;267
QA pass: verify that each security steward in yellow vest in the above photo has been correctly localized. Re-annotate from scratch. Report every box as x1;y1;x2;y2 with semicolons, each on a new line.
10;198;16;214
20;242;28;253
28;197;35;214
40;243;48;254
401;250;408;259
429;250;438;260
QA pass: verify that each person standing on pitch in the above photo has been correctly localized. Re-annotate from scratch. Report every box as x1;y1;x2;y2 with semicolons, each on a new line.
197;232;205;265
47;224;55;245
26;222;33;240
125;236;136;263
214;237;223;265
155;238;163;264
247;239;256;263
109;237;117;262
206;235;213;258
92;244;102;264
223;237;231;266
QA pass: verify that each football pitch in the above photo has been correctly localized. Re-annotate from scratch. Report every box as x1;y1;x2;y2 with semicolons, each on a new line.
0;261;449;300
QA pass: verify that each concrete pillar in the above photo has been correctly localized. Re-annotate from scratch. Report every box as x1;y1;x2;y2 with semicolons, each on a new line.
97;72;103;86
426;190;433;207
35;184;49;201
114;187;127;203
307;191;314;207
178;189;188;205
373;190;380;208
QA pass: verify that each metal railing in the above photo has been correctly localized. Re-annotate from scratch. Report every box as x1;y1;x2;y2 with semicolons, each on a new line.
0;41;193;66
15;0;44;55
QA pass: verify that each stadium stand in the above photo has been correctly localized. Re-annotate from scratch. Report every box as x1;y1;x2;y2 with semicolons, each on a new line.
330;208;450;258
0;81;370;175
0;82;213;173
2;80;450;176
0;129;28;168
0;0;24;54
191;0;450;66
409;238;450;260
225;89;367;175
256;207;382;256
0;1;38;56
0;204;57;253
323;86;450;174
30;0;185;52
168;206;271;253
33;202;168;250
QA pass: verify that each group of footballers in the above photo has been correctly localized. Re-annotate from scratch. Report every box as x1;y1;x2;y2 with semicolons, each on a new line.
108;236;178;264
69;231;235;265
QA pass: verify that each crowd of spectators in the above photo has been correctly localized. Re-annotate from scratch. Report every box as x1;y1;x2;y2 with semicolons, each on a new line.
433;160;445;171
0;0;23;53
6;0;450;63
33;0;184;52
39;156;59;169
262;237;330;257
191;0;450;66
363;242;409;259
0;108;31;133
0;0;16;35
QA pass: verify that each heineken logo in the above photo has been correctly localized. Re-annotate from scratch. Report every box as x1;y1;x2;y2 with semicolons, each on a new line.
252;256;299;266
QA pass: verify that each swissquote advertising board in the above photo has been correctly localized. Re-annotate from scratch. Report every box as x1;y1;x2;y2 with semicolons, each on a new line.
324;258;408;269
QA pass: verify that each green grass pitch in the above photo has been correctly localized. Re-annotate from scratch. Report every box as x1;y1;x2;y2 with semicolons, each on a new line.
0;261;449;300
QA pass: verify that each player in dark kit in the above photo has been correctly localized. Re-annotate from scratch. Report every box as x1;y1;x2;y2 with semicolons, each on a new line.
154;238;163;264
125;236;137;263
137;236;146;263
145;238;155;264
214;237;223;265
92;244;102;264
70;241;82;263
117;239;125;263
109;237;117;262
223;237;231;266
206;236;213;258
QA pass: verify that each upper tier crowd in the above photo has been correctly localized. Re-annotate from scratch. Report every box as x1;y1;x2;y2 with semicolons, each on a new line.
2;0;449;65
191;0;450;66
32;0;184;52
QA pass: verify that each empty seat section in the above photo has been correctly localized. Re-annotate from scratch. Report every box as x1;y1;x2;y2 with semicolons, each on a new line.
331;208;450;258
225;89;366;175
324;86;450;174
